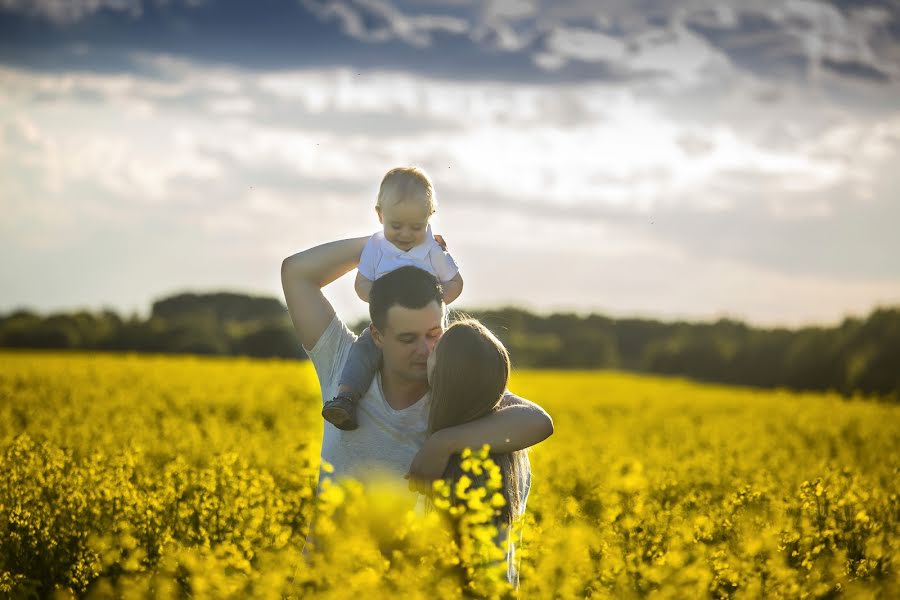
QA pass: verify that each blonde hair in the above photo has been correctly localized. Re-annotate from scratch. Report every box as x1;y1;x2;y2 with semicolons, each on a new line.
376;166;437;216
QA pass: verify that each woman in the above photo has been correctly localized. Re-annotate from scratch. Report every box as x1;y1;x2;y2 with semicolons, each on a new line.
421;318;532;587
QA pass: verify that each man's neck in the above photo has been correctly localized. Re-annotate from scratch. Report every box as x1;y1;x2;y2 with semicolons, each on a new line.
380;370;429;411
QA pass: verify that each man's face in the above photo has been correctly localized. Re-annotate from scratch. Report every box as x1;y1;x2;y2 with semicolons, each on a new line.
372;300;444;383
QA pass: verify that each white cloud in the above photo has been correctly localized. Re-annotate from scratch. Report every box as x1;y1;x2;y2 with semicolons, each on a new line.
294;0;900;87
782;0;896;79
2;54;898;324
0;59;887;218
208;96;255;116
483;0;539;21
0;0;207;25
0;114;222;202
300;0;469;47
9;0;899;90
627;25;734;86
534;26;626;70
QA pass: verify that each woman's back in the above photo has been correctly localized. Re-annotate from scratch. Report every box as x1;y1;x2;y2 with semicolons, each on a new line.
425;319;533;588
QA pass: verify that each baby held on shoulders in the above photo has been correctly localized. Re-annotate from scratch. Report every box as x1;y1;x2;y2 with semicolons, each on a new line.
321;166;464;431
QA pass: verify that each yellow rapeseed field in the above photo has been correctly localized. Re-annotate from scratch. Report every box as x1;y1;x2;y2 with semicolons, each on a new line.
0;351;897;599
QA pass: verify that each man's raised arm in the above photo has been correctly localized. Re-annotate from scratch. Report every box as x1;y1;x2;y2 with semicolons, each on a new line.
281;236;369;350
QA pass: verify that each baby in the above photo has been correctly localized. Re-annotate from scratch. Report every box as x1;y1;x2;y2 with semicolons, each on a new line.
321;166;464;430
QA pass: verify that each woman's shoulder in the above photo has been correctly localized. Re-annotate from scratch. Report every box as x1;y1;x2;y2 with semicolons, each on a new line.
498;390;528;409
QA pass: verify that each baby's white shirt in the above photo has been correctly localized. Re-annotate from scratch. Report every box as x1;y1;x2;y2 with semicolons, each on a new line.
358;224;459;284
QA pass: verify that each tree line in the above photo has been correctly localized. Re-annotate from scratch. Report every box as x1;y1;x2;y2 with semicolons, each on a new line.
1;292;897;401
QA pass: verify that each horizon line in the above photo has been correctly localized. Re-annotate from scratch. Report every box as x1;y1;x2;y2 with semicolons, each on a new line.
2;287;897;332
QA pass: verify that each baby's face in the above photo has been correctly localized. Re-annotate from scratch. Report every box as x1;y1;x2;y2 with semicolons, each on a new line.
377;199;430;252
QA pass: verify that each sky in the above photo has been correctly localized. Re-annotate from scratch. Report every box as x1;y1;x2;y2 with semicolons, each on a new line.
1;0;899;327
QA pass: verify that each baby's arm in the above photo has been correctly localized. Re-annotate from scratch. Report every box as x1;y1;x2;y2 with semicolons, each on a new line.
355;271;374;303
442;272;464;304
431;235;463;304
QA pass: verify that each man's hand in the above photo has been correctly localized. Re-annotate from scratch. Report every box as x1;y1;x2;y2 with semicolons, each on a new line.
404;431;451;495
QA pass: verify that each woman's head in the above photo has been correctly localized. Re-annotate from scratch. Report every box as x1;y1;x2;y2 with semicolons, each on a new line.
424;319;526;528
427;319;510;435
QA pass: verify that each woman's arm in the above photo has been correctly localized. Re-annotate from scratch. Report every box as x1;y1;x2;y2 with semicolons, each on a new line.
405;395;553;489
437;398;552;454
281;236;369;350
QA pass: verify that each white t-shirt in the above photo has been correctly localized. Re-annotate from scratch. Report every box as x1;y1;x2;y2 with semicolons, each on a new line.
304;314;530;584
358;224;459;284
306;315;430;502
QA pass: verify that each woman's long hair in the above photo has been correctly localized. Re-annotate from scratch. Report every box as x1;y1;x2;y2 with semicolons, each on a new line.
428;319;528;527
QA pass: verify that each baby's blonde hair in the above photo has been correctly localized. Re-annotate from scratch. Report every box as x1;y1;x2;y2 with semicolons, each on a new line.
376;166;437;216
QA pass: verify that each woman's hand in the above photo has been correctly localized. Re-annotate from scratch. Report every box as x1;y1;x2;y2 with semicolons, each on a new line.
404;431;451;495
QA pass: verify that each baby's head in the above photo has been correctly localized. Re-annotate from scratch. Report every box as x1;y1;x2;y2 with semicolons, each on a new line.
376;166;437;252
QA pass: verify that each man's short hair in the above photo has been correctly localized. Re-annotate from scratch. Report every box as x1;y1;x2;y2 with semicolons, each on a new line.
369;266;445;331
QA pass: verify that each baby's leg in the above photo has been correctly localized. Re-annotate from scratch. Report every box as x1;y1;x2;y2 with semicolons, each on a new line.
323;327;382;430
337;327;381;401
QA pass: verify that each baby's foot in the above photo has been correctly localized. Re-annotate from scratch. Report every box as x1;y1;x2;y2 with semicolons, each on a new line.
322;396;358;430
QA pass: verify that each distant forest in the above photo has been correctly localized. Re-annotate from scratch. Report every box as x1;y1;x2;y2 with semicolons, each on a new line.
1;292;898;402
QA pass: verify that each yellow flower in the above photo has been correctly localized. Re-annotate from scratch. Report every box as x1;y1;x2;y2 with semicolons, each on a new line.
455;475;473;498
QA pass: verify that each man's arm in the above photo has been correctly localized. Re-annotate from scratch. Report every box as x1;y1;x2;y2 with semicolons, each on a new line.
405;394;553;487
281;236;369;350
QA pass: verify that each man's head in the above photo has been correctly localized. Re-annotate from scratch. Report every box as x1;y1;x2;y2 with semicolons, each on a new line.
369;266;446;383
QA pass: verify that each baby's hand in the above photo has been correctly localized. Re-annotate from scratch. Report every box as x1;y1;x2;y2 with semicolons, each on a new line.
434;234;447;251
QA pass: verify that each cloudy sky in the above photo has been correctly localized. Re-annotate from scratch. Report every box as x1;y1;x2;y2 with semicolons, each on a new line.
2;0;899;327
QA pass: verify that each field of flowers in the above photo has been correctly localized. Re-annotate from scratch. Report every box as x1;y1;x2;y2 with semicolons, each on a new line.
1;350;898;599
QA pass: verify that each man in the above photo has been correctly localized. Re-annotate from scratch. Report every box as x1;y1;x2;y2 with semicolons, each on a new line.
282;237;553;587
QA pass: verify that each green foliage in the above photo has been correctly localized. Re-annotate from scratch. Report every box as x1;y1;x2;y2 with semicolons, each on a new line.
1;295;899;399
151;293;287;323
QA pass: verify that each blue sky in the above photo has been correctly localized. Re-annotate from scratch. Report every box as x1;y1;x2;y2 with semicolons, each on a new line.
2;0;899;326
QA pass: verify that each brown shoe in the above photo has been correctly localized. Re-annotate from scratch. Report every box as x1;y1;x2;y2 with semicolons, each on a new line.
322;396;358;430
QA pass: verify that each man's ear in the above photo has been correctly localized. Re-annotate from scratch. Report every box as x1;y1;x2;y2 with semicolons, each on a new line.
375;206;383;224
369;323;384;348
